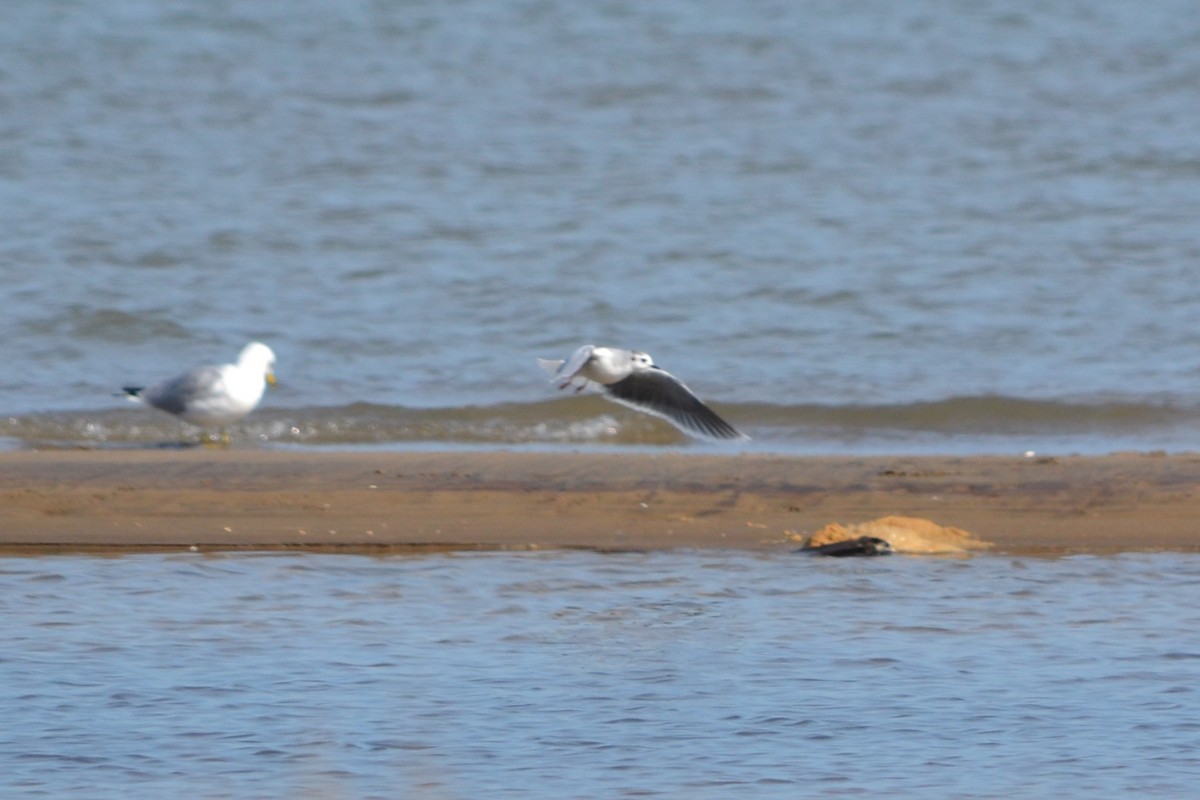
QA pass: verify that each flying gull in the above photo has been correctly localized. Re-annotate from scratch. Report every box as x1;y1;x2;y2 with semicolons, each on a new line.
538;344;747;441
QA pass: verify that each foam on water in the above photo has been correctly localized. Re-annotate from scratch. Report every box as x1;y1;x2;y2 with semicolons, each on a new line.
4;395;1200;454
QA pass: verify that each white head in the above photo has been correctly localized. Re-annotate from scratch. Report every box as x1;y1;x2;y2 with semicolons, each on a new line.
630;351;655;369
238;341;277;385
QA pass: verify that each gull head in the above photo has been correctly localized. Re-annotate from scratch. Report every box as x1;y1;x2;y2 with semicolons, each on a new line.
238;341;277;386
630;351;655;370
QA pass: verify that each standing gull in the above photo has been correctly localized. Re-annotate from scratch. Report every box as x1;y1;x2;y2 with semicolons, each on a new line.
122;341;277;441
538;345;747;441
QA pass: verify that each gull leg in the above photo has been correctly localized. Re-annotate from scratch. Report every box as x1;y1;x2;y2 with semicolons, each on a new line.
200;429;231;447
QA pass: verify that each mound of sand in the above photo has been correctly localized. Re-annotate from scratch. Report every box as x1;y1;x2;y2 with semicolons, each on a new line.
806;515;992;556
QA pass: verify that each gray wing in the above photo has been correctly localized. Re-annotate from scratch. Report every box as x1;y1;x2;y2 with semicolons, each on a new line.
556;345;597;380
539;345;601;390
604;368;747;441
536;357;566;376
139;366;225;414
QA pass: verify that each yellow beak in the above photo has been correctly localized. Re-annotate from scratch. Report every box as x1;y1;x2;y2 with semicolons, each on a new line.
266;372;277;387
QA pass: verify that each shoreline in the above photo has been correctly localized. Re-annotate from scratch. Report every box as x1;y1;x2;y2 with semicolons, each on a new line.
1;449;1199;556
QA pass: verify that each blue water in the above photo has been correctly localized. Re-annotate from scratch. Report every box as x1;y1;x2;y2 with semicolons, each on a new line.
3;551;1199;798
3;0;1200;452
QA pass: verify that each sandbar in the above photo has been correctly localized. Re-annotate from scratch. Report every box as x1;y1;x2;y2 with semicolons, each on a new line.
1;449;1199;555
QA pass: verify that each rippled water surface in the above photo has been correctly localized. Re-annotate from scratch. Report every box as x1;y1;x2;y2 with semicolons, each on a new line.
4;551;1199;798
3;0;1200;452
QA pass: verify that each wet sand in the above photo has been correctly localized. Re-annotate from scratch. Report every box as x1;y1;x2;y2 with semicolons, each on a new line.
1;450;1199;555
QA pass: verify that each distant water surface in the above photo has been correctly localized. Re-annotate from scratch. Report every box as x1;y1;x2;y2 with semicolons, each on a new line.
3;551;1199;799
3;0;1200;452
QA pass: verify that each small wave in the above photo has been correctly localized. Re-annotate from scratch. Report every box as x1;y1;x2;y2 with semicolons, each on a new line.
0;398;685;449
2;395;1197;452
739;395;1190;435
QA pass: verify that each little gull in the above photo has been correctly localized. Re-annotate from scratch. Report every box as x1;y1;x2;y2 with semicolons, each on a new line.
122;341;277;441
538;344;747;441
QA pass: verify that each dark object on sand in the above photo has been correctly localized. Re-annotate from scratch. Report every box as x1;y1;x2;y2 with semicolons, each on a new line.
800;536;894;557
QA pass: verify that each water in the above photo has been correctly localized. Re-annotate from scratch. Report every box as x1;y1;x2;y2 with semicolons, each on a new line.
2;550;1199;798
3;0;1200;453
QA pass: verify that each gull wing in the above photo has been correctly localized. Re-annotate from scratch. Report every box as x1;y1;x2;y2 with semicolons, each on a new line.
557;345;596;380
536;358;565;376
140;366;226;415
538;345;599;391
604;368;747;441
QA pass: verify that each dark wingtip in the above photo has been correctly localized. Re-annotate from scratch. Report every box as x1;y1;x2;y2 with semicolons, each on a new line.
707;417;750;442
121;386;143;397
697;424;749;442
684;407;748;442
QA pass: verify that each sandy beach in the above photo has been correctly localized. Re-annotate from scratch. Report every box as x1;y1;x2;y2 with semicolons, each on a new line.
1;449;1199;555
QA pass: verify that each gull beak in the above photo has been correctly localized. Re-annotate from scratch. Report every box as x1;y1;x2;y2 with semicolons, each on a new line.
266;372;277;387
